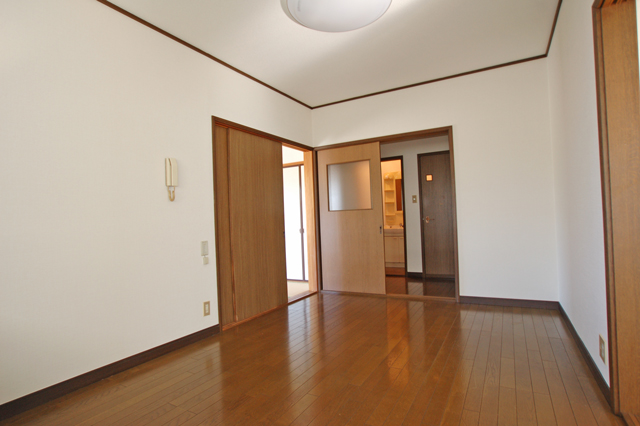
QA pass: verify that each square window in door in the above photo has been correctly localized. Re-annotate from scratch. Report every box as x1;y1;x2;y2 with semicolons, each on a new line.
327;160;372;211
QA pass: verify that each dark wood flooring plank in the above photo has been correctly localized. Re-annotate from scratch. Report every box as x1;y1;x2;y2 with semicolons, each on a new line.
0;295;621;426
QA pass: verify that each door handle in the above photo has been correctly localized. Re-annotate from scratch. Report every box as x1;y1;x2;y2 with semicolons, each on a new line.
424;216;435;223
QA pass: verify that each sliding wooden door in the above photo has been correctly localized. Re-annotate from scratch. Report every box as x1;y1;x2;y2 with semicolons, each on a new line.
594;0;640;418
317;142;386;294
213;125;288;326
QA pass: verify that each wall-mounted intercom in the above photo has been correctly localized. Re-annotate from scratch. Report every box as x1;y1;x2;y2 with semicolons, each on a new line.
165;158;178;201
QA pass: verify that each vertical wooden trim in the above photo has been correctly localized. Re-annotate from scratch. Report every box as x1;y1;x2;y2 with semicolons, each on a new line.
226;128;238;323
448;130;461;302
212;122;236;326
593;3;620;412
313;151;324;291
303;152;319;292
593;0;640;416
418;154;427;280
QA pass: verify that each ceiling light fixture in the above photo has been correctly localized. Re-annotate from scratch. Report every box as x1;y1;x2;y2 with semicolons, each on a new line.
286;0;392;33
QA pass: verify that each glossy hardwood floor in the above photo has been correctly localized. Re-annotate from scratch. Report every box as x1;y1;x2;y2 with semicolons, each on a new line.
2;294;623;426
386;275;456;299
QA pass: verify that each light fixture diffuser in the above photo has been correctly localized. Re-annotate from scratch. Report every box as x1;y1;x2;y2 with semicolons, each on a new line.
286;0;392;33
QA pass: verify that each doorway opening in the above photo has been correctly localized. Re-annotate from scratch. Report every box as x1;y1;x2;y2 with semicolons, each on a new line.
381;157;407;280
282;146;315;301
380;134;456;300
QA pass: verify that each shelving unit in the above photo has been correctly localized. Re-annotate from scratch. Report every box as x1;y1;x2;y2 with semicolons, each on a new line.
384;177;396;218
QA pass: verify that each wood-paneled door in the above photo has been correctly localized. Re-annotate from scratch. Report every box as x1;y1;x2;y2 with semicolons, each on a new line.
593;0;640;419
213;125;288;326
418;151;455;278
317;142;386;294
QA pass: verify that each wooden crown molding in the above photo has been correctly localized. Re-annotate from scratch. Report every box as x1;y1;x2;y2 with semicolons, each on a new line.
95;0;564;110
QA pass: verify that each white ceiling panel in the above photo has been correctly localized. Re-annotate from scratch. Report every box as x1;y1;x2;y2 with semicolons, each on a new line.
105;0;559;107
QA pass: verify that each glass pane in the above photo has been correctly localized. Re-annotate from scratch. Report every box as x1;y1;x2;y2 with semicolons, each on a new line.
327;160;372;211
283;166;303;280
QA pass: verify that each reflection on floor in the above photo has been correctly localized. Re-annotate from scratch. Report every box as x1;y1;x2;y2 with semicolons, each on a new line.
287;280;310;299
385;270;455;299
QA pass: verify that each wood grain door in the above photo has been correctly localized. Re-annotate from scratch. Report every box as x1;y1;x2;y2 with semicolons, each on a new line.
213;125;288;325
318;143;386;294
228;129;287;321
419;152;455;277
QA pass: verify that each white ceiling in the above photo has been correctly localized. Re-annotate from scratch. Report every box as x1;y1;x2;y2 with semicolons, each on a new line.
107;0;560;108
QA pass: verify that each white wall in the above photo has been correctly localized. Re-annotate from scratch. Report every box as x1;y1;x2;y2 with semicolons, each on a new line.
0;0;311;404
381;137;450;273
546;0;609;382
312;59;559;302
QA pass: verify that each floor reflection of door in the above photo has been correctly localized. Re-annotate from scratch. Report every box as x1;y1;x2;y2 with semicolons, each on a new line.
317;142;385;294
385;274;455;298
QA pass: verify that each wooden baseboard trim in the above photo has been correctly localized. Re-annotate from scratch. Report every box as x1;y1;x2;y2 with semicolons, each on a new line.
406;272;423;279
459;296;559;310
558;303;612;406
0;324;220;422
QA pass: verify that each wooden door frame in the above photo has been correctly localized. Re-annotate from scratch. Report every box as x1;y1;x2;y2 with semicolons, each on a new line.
592;0;640;418
314;126;460;302
211;116;317;329
380;155;408;277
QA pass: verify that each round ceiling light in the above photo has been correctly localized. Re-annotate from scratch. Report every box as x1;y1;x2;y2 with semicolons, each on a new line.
286;0;392;33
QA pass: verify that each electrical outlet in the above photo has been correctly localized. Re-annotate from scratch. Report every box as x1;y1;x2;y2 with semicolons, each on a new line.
599;335;606;363
203;301;210;316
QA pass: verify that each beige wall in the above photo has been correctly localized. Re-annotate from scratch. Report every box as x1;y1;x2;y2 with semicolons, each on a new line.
312;59;560;303
547;0;609;383
0;0;310;405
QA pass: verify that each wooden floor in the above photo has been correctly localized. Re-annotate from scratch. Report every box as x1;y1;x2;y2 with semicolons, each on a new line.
2;294;623;426
386;276;456;299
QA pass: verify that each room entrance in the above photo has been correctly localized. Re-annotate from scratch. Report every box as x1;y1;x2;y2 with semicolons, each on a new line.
316;128;459;300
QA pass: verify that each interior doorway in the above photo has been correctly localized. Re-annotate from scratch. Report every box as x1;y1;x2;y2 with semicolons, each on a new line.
379;134;457;300
282;146;313;300
315;127;459;301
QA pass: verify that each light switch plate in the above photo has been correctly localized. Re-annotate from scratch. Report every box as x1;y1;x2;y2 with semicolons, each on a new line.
599;335;606;363
203;301;210;316
203;256;209;265
412;195;417;203
201;241;208;256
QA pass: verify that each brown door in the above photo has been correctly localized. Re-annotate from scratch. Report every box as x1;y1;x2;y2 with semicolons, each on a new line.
213;126;288;325
317;142;386;294
419;151;455;277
